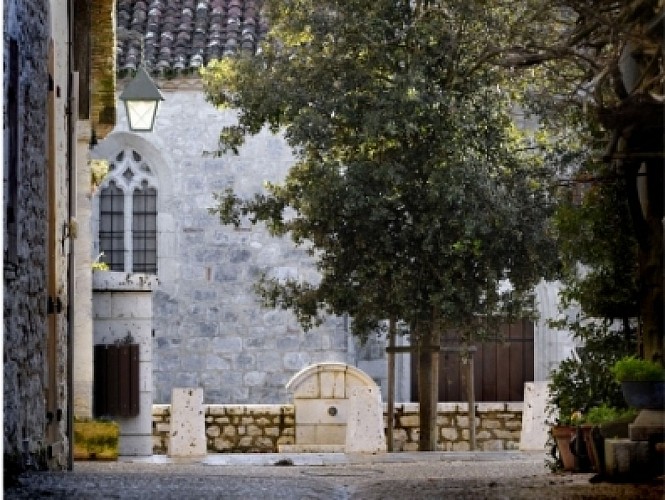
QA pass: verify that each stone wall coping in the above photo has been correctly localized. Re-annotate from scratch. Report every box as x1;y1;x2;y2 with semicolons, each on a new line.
153;402;524;415
93;270;158;291
388;402;524;413
206;404;294;414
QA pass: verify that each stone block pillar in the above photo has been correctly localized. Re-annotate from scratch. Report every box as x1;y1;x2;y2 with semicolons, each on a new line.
346;386;386;453
519;381;550;451
169;388;206;457
93;271;156;456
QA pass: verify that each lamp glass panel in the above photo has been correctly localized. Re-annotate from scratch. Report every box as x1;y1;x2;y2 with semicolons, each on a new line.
125;100;158;131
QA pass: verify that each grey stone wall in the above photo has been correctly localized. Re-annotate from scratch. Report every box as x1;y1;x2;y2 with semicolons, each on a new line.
93;82;353;405
4;0;54;466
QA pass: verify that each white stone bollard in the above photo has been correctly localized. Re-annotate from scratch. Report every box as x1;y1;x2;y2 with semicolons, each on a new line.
345;386;387;453
519;381;551;451
169;388;206;457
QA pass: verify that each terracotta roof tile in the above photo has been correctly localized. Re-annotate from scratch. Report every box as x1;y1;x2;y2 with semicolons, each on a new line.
117;0;267;75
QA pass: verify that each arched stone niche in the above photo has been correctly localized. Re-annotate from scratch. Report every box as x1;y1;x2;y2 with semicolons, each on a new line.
281;362;385;453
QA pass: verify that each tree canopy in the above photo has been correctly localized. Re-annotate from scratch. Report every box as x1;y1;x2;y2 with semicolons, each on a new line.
201;0;664;451
496;0;663;361
203;0;559;342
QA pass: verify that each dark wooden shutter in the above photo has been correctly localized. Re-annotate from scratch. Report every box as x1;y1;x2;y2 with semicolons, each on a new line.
93;344;140;417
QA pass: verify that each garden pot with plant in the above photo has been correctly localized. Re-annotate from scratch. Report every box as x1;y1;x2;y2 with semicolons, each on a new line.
546;320;635;472
611;356;665;409
580;405;637;474
549;423;578;471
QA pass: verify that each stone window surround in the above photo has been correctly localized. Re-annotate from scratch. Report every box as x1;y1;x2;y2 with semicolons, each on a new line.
91;131;174;277
98;151;158;272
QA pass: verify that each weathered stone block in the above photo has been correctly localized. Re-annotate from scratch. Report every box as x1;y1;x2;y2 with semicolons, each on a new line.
604;439;651;478
247;425;262;437
238;436;253;447
398;415;420;427
277;436;295;446
476;430;491;440
494;429;520;439
156;423;170;433
255;437;274;449
222;426;237;437
346;386;386;453
264;427;280;437
440;428;459;441
213;437;234;452
206;426;221;438
482;419;502;429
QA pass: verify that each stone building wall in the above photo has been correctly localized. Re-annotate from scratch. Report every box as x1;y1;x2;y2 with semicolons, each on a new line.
4;0;57;468
151;403;522;454
4;0;117;471
92;84;353;406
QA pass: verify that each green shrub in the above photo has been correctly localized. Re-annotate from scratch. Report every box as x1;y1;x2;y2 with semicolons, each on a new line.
611;356;665;382
73;418;119;460
547;319;635;424
584;404;637;425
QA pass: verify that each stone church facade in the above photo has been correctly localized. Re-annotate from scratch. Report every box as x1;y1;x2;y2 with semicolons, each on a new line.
91;83;355;404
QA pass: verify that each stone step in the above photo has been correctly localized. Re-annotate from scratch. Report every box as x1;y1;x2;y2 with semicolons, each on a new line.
628;409;665;442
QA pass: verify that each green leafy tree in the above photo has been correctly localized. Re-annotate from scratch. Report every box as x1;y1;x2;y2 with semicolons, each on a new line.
553;156;640;330
491;0;663;363
203;0;559;449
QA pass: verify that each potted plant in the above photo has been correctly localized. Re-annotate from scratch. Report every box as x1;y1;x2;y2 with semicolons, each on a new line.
611;356;665;409
546;320;635;472
548;414;580;472
580;405;637;474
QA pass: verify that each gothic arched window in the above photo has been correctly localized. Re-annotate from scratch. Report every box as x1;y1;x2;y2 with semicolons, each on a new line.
98;149;158;273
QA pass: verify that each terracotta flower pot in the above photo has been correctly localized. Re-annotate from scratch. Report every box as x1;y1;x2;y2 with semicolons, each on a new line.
580;425;598;472
550;425;576;471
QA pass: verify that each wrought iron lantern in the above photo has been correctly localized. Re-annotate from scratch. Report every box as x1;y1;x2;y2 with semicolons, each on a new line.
119;66;164;132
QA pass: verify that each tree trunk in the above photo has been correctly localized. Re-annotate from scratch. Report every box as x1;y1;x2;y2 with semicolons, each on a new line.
625;151;663;365
386;318;396;452
418;329;439;451
639;202;664;364
617;44;664;365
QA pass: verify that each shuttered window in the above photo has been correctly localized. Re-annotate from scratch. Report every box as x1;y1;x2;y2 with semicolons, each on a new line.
93;344;140;417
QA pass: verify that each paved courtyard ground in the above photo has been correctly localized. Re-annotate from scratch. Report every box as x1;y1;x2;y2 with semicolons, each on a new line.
4;452;664;499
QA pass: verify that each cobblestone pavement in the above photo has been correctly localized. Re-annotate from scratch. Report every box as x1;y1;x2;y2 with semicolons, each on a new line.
4;452;664;499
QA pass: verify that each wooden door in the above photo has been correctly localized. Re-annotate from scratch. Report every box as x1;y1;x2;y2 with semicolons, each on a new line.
411;319;534;402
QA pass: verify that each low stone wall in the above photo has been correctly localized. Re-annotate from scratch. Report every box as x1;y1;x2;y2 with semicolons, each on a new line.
153;404;295;454
153;402;522;454
393;402;523;452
